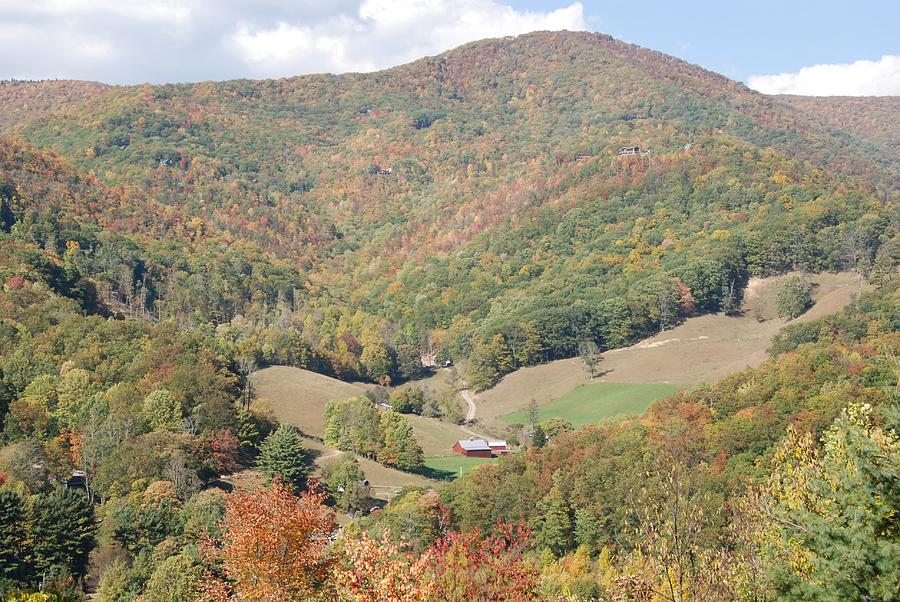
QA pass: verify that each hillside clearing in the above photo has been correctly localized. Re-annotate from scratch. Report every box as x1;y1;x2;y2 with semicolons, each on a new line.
501;382;679;428
478;271;863;421
251;366;366;437
422;455;498;480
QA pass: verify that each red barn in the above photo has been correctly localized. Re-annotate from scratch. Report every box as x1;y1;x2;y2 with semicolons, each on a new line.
488;440;510;454
452;438;493;458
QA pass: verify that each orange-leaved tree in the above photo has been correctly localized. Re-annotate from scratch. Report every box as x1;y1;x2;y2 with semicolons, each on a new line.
203;478;336;602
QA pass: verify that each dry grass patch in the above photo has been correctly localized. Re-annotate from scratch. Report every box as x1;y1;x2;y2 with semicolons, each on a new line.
479;272;863;420
251;366;366;437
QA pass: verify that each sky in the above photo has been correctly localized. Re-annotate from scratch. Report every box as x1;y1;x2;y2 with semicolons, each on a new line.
0;0;897;95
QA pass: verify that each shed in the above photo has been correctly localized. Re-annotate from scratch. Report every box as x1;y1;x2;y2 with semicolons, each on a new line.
488;440;510;454
452;438;493;458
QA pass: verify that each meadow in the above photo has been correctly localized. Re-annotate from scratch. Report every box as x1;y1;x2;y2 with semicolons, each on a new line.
422;455;498;480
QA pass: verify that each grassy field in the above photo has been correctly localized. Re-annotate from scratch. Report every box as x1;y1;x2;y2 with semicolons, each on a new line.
407;415;481;457
422;455;497;480
501;382;678;428
478;272;863;421
252;366;366;437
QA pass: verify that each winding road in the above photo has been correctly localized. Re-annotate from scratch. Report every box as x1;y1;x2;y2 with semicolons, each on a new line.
460;388;477;422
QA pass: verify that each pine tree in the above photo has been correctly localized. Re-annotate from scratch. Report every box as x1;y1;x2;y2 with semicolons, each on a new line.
532;423;547;448
27;488;97;581
0;490;29;583
755;403;900;600
257;425;309;491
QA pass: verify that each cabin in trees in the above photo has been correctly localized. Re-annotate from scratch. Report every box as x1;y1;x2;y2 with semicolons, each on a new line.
618;146;642;156
452;438;493;458
376;167;393;176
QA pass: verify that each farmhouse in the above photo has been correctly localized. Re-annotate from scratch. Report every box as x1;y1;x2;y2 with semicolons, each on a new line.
452;438;493;458
488;440;510;454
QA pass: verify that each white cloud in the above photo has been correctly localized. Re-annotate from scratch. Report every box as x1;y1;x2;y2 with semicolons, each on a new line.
747;55;900;96
229;0;587;77
0;0;586;84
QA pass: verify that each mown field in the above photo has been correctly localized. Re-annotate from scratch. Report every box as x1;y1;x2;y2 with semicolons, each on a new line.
501;382;679;428
422;455;498;480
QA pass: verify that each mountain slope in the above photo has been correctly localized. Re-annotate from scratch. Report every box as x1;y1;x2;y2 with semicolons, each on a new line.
1;31;896;387
778;94;900;158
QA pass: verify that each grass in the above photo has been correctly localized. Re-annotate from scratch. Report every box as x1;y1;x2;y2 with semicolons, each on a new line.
422;455;497;480
478;271;862;423
252;366;366;437
501;382;679;428
407;415;479;457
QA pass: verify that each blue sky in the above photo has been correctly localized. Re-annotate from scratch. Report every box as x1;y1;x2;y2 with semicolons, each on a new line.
0;0;897;94
518;0;899;82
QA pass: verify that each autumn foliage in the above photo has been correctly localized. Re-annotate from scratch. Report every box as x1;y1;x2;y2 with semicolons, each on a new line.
202;479;539;602
203;479;336;602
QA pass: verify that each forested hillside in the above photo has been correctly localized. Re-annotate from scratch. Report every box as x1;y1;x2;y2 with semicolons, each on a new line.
2;31;897;389
779;94;900;158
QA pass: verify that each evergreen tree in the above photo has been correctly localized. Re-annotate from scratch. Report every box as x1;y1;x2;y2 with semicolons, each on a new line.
257;424;309;491
27;488;97;582
0;490;29;583
535;486;574;557
532;423;547;448
756;403;900;600
378;411;424;470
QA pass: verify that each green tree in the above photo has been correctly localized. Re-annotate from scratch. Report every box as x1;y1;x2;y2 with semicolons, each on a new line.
256;425;309;491
469;334;515;390
753;403;900;600
378;411;424;470
27;488;97;582
535;486;574;557
390;387;425;414
777;275;813;319
323;454;370;513
395;344;424;381
532;423;547;448
527;398;540;428
141;389;183;432
53;367;95;427
324;397;382;457
143;554;203;602
0;490;29;583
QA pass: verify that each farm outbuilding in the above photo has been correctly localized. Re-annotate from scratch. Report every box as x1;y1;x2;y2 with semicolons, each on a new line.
488;440;510;454
452;438;493;458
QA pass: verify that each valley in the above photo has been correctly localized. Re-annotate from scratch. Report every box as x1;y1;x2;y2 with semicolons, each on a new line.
0;25;895;602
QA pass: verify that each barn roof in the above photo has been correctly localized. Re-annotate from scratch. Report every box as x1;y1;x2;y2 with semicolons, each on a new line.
455;438;491;451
